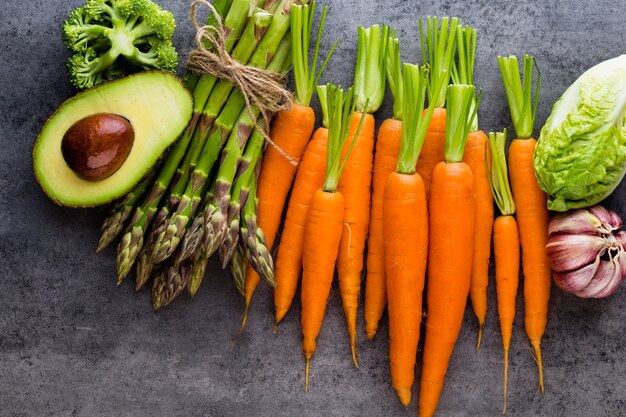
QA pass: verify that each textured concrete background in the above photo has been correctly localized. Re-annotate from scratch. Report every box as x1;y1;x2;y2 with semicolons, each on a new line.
1;0;625;416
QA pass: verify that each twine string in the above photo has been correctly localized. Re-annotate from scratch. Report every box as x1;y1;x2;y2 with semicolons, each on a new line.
187;0;296;165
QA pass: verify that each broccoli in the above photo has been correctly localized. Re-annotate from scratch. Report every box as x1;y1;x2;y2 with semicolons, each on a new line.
63;0;179;89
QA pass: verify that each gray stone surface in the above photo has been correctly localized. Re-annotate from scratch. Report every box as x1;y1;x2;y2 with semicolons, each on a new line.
1;0;625;416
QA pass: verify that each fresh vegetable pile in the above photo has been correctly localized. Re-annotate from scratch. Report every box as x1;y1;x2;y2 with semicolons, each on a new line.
32;0;626;415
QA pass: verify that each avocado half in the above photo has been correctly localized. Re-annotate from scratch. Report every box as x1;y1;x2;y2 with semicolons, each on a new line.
33;71;193;207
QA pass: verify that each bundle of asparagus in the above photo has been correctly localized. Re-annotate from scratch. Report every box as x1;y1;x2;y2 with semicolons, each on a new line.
97;0;299;309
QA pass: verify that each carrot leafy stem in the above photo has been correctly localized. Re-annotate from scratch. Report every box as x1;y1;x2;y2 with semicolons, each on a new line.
487;130;516;216
354;24;390;114
321;83;366;191
420;16;459;108
315;84;329;128
385;33;403;120
396;64;429;174
452;24;479;131
291;2;338;106
445;84;479;162
497;54;541;139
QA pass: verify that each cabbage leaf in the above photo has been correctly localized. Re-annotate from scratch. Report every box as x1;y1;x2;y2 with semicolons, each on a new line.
534;54;626;211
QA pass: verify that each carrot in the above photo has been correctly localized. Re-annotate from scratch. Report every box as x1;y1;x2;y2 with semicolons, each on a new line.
301;83;366;391
273;85;330;326
419;84;477;417
453;25;494;349
336;24;389;366
241;3;337;329
487;129;520;414
498;54;550;393
415;17;459;197
364;35;403;340
383;64;432;406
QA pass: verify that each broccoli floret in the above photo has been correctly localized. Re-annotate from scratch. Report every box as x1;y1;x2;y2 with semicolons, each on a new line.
63;0;178;89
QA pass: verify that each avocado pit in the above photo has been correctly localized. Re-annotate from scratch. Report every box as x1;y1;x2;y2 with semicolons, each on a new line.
61;113;134;181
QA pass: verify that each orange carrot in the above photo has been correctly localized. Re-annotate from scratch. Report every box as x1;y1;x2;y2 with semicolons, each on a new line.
274;86;330;325
488;129;520;414
498;54;550;393
241;3;336;329
364;36;403;340
383;64;431;406
465;129;493;348
301;83;365;391
336;24;389;365
415;17;459;197
415;107;446;197
419;83;476;417
453;25;494;349
494;215;520;414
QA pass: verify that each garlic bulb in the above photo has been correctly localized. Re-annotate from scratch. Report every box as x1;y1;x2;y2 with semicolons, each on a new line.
547;205;626;298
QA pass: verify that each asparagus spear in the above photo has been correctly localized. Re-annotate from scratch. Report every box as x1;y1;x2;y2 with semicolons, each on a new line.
151;268;167;311
188;248;209;298
229;241;247;296
175;181;216;267
96;0;236;253
96;172;154;252
239;173;275;286
150;22;294;265
115;4;272;282
218;124;266;267
134;248;153;291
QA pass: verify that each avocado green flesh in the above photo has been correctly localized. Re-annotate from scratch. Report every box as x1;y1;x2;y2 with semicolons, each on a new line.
33;71;193;207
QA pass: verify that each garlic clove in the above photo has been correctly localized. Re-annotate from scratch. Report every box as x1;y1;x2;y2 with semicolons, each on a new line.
548;209;604;237
588;205;623;232
553;257;599;293
546;234;608;272
614;231;626;247
575;255;623;298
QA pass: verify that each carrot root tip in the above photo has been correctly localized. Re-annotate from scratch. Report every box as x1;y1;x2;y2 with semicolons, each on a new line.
238;302;250;336
503;348;509;415
476;325;484;352
351;343;358;368
396;388;411;407
275;308;287;325
304;357;311;393
530;339;545;394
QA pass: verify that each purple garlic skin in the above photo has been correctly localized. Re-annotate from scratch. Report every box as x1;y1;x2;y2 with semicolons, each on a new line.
546;234;609;272
548;204;626;299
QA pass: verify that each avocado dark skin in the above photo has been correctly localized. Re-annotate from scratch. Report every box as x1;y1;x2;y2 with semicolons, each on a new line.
61;113;135;181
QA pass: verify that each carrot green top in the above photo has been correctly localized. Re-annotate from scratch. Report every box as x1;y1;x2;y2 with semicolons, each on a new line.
315;84;329;128
291;2;338;106
451;24;479;131
420;16;459;108
385;34;403;120
488;130;516;216
321;83;366;191
497;55;541;139
354;24;390;114
396;64;430;174
445;84;478;163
